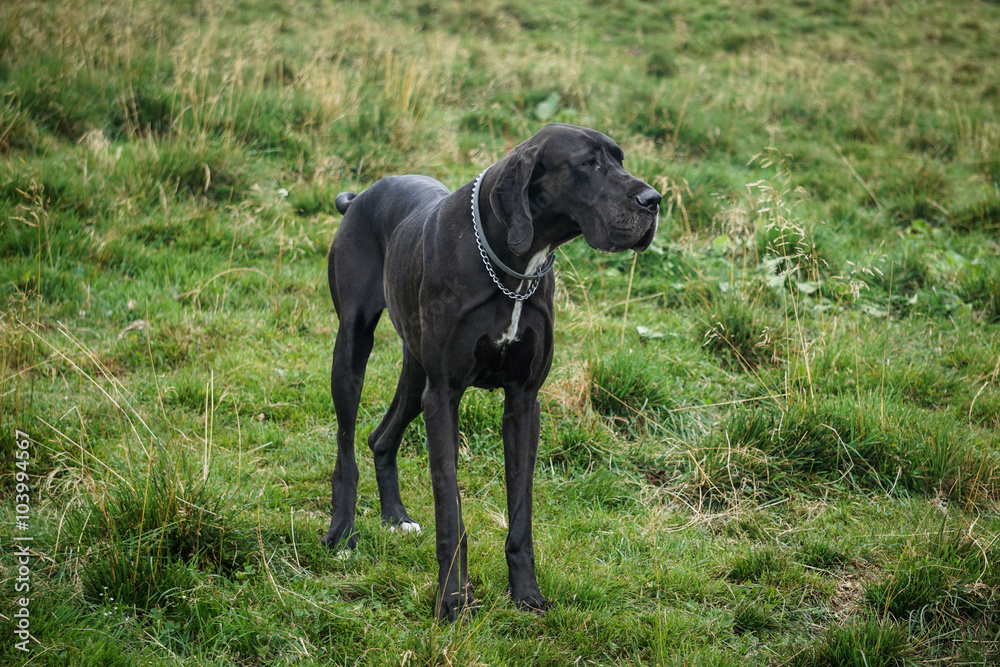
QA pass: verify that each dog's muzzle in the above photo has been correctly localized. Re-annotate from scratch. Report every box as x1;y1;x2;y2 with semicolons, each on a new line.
631;186;661;251
635;187;662;215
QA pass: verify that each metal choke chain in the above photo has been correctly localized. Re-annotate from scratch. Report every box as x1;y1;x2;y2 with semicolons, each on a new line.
471;169;544;302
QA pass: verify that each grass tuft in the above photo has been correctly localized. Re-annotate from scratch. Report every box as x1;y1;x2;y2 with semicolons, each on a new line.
685;395;1000;503
793;617;917;667
71;458;264;576
701;296;784;370
588;349;673;434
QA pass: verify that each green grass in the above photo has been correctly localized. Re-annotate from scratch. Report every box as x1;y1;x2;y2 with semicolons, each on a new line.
2;0;1000;664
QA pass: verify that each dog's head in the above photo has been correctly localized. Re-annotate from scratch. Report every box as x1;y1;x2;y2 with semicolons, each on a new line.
489;123;660;255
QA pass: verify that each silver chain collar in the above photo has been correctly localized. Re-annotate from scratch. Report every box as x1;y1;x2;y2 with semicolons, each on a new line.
471;167;554;301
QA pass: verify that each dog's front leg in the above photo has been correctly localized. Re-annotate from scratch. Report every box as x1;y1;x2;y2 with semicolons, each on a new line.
423;383;474;621
502;387;550;613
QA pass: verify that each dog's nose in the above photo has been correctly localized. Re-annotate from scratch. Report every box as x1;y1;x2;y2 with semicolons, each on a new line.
635;188;662;213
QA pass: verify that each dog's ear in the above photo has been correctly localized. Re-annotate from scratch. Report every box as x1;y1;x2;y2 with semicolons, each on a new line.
490;143;542;256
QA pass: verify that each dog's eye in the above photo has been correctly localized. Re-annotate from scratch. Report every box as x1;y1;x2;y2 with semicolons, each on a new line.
582;158;599;169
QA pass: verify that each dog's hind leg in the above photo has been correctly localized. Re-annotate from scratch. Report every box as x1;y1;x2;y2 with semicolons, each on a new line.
322;308;381;551
322;239;385;552
368;346;426;532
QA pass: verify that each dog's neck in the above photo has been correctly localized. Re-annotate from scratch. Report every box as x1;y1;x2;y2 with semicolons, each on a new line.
478;168;578;279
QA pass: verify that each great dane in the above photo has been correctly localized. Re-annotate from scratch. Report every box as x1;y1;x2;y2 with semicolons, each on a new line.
323;123;661;621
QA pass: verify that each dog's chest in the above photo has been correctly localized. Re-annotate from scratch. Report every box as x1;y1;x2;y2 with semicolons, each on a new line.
472;328;537;389
492;247;551;345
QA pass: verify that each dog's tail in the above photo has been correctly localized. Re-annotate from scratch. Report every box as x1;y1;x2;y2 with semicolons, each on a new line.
335;192;358;215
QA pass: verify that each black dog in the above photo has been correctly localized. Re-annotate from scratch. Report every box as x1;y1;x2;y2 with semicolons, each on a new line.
324;123;660;620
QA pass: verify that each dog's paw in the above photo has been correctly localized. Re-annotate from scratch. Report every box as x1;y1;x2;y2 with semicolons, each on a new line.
436;587;477;623
387;520;421;533
511;589;551;615
321;520;358;552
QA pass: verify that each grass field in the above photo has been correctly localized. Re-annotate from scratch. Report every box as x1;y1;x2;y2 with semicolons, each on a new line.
2;0;999;664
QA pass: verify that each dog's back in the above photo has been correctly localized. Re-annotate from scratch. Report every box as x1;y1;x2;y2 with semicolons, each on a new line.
328;175;450;314
333;174;449;233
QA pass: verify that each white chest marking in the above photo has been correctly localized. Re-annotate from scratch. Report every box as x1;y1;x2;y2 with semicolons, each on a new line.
498;301;524;345
496;247;550;345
